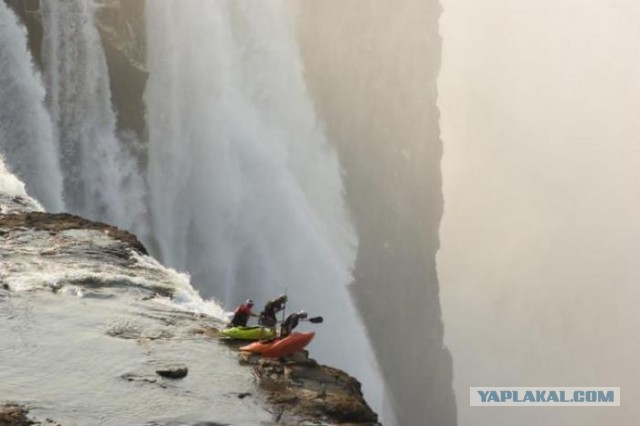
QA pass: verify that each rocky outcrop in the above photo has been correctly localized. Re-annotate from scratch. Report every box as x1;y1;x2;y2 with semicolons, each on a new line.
155;365;189;379
0;208;381;424
0;404;59;426
240;351;380;426
0;210;176;298
201;327;379;424
0;404;32;426
0;212;148;255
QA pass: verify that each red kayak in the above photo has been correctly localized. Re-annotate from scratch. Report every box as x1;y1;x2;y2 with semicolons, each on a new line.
239;332;315;358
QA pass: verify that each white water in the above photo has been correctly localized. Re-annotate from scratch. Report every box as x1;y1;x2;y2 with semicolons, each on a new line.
0;195;265;424
40;0;147;236
0;2;63;211
0;155;29;200
145;0;384;413
0;154;44;213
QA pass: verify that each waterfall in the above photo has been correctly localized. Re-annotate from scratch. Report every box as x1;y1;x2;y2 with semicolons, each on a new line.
40;0;146;235
145;0;385;412
1;0;387;416
0;1;63;211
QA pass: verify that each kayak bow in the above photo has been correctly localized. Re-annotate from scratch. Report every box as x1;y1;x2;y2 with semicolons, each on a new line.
221;326;276;341
240;332;315;358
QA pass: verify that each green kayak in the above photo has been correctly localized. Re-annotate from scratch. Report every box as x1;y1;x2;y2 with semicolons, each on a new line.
221;326;276;340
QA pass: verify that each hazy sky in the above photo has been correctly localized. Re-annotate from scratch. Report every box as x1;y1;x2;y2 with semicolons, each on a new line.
439;1;640;425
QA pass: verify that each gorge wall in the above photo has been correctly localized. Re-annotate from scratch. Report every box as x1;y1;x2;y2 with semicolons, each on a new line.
289;2;456;425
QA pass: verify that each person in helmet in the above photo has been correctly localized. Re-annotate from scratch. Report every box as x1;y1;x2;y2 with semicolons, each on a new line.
280;310;308;338
258;294;288;329
228;299;257;328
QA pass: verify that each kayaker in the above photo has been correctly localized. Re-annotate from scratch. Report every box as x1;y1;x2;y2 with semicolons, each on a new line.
258;294;288;329
228;299;257;328
280;310;308;338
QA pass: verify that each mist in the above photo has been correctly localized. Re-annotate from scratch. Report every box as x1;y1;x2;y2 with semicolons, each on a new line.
439;0;640;425
290;1;455;425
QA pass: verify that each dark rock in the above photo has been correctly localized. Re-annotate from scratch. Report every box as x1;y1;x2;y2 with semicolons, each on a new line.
0;403;34;426
121;372;157;385
241;351;380;425
91;0;148;142
155;366;188;379
0;212;148;255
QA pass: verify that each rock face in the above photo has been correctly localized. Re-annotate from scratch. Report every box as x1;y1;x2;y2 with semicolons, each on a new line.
94;0;148;140
292;2;457;424
240;351;380;426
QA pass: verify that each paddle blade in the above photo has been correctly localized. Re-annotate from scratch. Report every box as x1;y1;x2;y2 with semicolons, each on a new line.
308;316;323;324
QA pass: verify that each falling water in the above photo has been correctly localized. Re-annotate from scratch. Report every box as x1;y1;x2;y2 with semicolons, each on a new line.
145;0;385;414
39;0;146;235
0;2;63;211
0;0;387;416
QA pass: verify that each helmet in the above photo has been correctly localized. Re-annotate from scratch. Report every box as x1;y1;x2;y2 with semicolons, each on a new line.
245;299;254;306
298;310;308;318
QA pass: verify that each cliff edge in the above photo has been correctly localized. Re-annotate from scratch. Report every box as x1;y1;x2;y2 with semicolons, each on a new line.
0;202;379;425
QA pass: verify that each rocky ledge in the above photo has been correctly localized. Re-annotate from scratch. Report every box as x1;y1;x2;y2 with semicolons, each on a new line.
196;327;380;425
210;333;380;426
0;211;147;255
0;207;381;425
0;403;59;426
0;404;31;426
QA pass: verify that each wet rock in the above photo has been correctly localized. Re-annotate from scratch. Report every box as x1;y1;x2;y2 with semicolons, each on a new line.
0;403;33;426
121;372;157;385
241;352;380;425
0;212;148;255
155;365;188;379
